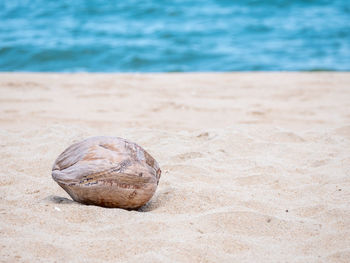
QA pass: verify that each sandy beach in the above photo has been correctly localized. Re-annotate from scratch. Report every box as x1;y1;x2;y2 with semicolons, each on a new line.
0;73;349;262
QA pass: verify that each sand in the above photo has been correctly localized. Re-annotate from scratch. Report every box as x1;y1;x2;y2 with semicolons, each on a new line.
0;73;349;262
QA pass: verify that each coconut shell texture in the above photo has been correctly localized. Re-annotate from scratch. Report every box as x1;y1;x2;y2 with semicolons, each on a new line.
52;136;161;209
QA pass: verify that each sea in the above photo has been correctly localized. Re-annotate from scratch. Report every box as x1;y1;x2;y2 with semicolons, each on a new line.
0;0;349;72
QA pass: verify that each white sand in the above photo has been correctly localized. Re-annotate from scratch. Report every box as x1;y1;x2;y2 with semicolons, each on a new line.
0;73;349;262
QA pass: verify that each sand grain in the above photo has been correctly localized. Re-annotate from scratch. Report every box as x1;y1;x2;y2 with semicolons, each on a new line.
0;73;349;262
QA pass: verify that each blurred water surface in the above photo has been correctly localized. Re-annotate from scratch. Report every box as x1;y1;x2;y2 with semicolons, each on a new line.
0;0;349;71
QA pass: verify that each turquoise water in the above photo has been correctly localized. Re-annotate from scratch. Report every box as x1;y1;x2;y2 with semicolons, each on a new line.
0;0;349;72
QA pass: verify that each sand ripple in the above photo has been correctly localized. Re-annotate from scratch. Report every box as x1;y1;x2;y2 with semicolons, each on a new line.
0;73;349;262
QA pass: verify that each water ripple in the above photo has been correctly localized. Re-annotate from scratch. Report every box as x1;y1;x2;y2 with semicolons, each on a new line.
0;0;349;71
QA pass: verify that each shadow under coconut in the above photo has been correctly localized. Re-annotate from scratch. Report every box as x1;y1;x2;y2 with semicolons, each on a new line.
138;188;173;212
43;192;167;212
137;194;164;212
44;195;77;205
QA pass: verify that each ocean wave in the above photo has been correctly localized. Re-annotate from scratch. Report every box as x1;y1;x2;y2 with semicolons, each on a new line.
0;0;349;71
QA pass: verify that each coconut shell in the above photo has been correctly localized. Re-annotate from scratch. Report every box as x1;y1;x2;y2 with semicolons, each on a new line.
52;136;161;209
